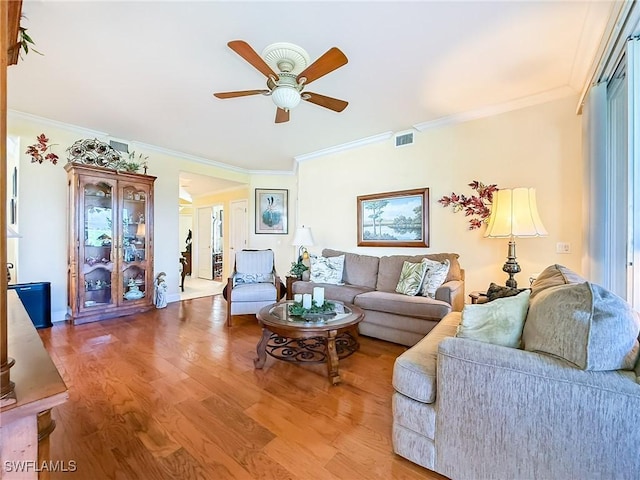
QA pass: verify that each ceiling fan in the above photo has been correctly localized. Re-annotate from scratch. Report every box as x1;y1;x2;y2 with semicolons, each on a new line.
213;40;349;124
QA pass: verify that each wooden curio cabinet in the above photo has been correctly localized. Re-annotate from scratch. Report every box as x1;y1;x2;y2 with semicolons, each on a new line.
65;163;156;325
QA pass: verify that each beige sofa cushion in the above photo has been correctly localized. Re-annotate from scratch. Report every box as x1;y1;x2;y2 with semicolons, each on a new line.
530;263;585;300
322;249;379;289
523;282;640;371
376;253;461;292
393;312;461;403
355;290;452;321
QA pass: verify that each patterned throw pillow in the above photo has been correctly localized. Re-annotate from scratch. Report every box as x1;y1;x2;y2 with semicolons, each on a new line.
396;261;428;296
310;255;345;284
233;272;273;287
420;258;450;298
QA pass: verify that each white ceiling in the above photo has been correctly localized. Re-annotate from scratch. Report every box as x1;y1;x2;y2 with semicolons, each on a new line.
9;1;615;181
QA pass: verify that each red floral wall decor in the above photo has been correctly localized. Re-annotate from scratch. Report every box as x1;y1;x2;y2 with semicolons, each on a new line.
438;180;498;230
25;133;59;164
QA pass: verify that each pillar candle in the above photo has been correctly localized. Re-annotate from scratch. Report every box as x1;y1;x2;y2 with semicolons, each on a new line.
294;293;303;303
302;293;312;309
313;287;325;306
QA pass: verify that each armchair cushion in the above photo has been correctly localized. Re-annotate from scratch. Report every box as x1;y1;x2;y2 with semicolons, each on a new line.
230;282;278;302
235;249;275;275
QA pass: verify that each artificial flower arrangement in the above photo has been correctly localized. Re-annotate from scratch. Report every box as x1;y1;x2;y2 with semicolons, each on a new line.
438;180;498;230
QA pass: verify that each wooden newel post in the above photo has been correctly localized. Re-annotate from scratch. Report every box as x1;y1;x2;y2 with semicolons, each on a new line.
1;0;22;406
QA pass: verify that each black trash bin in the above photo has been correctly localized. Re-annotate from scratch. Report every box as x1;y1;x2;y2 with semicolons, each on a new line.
8;282;52;329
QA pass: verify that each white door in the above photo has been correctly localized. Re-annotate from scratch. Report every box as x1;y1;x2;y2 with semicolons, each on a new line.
229;200;248;269
197;206;213;279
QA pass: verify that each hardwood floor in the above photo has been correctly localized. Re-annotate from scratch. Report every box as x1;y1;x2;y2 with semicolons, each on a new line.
37;296;447;479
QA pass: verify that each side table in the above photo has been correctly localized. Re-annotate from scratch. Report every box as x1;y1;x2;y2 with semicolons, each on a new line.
469;291;488;304
285;276;299;300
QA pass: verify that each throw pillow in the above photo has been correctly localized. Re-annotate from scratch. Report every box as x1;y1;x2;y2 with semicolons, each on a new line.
419;258;450;298
485;282;527;302
455;290;531;348
310;255;345;285
233;272;273;287
395;261;428;296
530;264;586;300
522;282;640;371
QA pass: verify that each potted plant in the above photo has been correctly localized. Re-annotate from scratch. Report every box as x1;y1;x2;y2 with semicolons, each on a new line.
289;261;308;279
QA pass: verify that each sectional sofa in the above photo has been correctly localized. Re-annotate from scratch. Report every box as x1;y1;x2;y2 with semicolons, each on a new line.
291;248;465;346
392;264;640;479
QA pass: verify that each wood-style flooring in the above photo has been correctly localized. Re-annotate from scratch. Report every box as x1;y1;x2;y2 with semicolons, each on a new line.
37;295;446;479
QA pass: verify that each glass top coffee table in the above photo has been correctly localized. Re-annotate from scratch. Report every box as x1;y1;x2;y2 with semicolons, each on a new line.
255;300;365;385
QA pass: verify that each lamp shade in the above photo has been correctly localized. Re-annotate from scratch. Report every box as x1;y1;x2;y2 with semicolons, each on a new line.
136;223;146;237
292;226;314;246
484;188;548;238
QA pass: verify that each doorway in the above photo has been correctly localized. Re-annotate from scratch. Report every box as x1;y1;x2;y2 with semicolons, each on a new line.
177;171;247;301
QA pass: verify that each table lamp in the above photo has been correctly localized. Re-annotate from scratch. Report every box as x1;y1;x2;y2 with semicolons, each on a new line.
292;226;314;280
484;187;547;288
292;226;314;263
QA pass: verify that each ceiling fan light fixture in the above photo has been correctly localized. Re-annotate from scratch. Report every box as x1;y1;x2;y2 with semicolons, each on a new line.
271;85;301;110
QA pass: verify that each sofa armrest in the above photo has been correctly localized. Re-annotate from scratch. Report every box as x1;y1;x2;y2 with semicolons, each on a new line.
435;280;464;311
434;337;640;479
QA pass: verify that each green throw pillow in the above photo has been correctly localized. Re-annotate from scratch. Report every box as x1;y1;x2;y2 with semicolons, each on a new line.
395;261;427;296
456;290;531;348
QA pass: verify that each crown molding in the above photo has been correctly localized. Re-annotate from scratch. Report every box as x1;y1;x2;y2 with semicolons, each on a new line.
8;109;257;174
8;110;107;137
248;168;296;176
413;87;576;132
294;131;394;163
127;140;249;174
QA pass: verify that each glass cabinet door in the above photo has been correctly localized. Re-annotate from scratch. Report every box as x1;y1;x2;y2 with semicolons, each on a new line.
80;178;116;309
121;184;150;303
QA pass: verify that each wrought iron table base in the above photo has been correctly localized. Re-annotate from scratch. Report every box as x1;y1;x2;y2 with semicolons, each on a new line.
254;329;360;385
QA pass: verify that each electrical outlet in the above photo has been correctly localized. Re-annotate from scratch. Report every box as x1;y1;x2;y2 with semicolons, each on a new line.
556;242;571;254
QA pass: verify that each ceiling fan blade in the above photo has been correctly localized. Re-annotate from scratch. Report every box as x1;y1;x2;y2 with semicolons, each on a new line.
275;108;290;123
296;47;348;85
228;40;279;80
303;92;348;112
213;89;269;99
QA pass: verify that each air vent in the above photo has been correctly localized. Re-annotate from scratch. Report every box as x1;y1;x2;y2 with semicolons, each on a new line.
394;131;414;148
109;140;129;154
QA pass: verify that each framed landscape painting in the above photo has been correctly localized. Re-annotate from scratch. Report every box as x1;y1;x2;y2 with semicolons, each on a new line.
357;188;429;247
255;188;288;234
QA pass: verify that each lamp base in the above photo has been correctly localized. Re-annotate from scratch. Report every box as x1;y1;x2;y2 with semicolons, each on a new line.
502;238;521;288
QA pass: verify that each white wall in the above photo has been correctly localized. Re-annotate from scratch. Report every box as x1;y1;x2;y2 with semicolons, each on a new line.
8;94;583;319
248;173;298;279
8;113;250;319
297;95;584;294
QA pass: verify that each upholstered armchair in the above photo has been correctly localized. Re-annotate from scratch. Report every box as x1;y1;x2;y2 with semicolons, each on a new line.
226;249;281;326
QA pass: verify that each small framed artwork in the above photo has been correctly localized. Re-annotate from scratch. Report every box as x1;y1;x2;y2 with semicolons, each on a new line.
255;188;288;234
357;188;429;247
